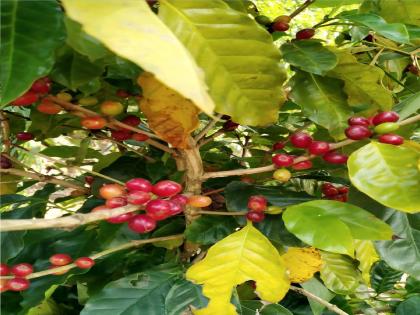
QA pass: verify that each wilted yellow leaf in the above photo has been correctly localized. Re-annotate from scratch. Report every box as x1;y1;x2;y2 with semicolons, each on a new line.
354;240;379;284
138;72;200;148
282;247;322;283
186;222;290;315
61;0;214;115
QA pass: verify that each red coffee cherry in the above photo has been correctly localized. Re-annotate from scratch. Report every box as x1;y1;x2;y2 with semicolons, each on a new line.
75;257;95;269
338;186;349;194
49;254;72;266
111;130;132;141
127;191;151;205
272;21;289;32
246;211;265;222
169;194;189;205
272;141;285;151
11;91;38;106
167;201;184;215
0;263;10;276
0;155;12;169
37;100;62;115
371;111;399;126
323;151;348;164
128;214;157;233
378;134;404;146
348;116;370;127
296;28;315;40
152;180;182;198
345;125;372;140
11;263;33;277
107;212;136;224
292;160;313;170
125;178;153;193
290;132;313;148
116;89;130;98
145;199;172;221
31;77;51;94
16;132;34;141
247;195;267;212
105;197;128;208
121;115;141;127
322;186;339;197
223;120;239;131
131;133;149;141
272;154;294;167
308;141;330;155
7;278;30;291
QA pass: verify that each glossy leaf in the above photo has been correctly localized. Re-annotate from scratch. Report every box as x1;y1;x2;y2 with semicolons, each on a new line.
360;0;420;27
281;40;338;75
81;264;181;315
283;200;393;256
370;260;403;294
159;0;286;126
186;222;290;315
320;251;360;295
164;279;208;315
61;0;215;115
393;91;420;119
396;295;420;315
348;142;420;213
301;278;335;315
289;71;352;139
260;304;293;315
281;247;322;283
138;72;200;148
0;0;65;107
185;216;238;245
354;240;379;284
327;51;393;113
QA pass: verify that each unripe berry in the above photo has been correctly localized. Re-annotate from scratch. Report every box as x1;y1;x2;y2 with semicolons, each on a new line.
79;96;98;106
7;278;30;291
378;134;404;146
128;214;157;233
99;184;126;199
322;151;348;164
187;195;212;208
75;257;95;269
0;279;8;292
246;211;265;223
371;111;399;125
274;15;291;23
292;160;313;170
255;15;272;26
11;263;33;277
296;28;315;40
100;101;124;116
348;116;370;127
290;132;313;148
153;180;182;197
49;254;72;266
273;168;292;182
37;100;62;115
247;195;267;212
56;92;72;102
345;125;372;140
272;154;294;167
125;178;153;193
374;122;399;134
16;132;34;141
308;141;330;155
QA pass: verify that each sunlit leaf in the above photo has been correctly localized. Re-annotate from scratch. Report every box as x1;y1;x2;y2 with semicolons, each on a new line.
282;247;322;283
354;240;379;284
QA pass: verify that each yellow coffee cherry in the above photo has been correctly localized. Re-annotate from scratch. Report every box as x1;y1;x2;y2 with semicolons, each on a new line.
273;168;291;183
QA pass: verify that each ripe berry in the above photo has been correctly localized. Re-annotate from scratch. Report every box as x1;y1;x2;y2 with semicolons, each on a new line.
187;195;212;208
272;154;294;167
240;176;255;184
121;115;141;127
31;77;51;94
169;194;189;205
49;254;72;266
406;64;419;75
167;201;184;215
116;89;130;98
7;278;30;291
37;100;62;115
145;199;172;221
348;116;370;127
273;168;292;182
247;195;267;212
345;125;372;140
99;184;126;199
75;257;95;269
308;141;330;155
100;101;124;116
126;178;153;193
378;134;404;146
128;214;157;233
271;21;289;32
322;151;348;164
153;180;182;197
223;120;239;131
81;116;107;129
292;160;313;170
0;263;10;276
11;91;38;106
79;96;98;106
290;132;313;148
127;191;151;205
322;186;339;197
246;211;265;223
107;212;135;224
338;186;349;194
331;194;348;202
56;92;72;102
131;133;149;141
111;130;132;141
374;122;399;134
1;155;12;169
105;196;128;208
372;111;399;125
16;132;34;141
296;28;315;40
11;263;33;277
272;141;285;151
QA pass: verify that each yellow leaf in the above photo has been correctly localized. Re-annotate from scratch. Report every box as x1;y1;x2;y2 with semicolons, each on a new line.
186;222;290;315
354;240;379;284
138;72;200;148
282;247;322;283
61;0;215;115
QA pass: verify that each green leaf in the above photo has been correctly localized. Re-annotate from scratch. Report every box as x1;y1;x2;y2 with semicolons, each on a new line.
283;200;392;256
51;48;104;90
260;304;293;315
81;264;181;315
40;145;102;160
393;91;420;119
313;0;363;7
320;251;361;295
0;0;65;107
396;295;420;315
348;142;420;213
406;276;420;294
341;13;410;43
164;279;208;315
301;278;335;315
375;212;420;280
281;40;338;75
61;0;215;115
158;0;286;126
185;216;238;245
354;239;379;284
360;0;420;27
327;51;393;113
370;260;403;294
289;71;352;139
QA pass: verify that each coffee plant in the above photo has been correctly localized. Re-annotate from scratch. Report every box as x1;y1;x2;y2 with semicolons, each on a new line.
1;0;419;314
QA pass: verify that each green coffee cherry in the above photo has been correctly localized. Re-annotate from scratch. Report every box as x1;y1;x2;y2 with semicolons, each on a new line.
255;15;272;26
266;206;283;215
374;122;399;134
79;96;98;106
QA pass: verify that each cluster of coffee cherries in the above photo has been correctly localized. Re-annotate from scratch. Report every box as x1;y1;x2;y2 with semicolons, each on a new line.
345;111;404;145
321;182;349;202
254;14;315;40
246;195;268;223
0;255;94;292
93;179;212;234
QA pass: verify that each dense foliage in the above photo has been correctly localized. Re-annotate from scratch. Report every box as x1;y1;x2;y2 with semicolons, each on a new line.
0;0;419;314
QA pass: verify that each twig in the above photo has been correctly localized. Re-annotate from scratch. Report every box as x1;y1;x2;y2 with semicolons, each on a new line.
0;204;141;232
0;168;87;193
194;114;223;143
369;47;384;66
198;130;224;147
203;187;225;196
290;285;349;315
47;96;175;155
0;111;11;153
289;0;316;19
13;145;125;185
198;210;246;216
0;234;184;280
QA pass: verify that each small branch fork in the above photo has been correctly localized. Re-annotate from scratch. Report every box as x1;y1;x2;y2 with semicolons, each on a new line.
0;234;184;280
194;113;223;143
